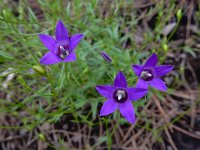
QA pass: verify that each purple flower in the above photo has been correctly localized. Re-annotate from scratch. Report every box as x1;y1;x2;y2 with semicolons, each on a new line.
39;20;84;65
100;51;112;63
96;71;148;124
132;53;174;91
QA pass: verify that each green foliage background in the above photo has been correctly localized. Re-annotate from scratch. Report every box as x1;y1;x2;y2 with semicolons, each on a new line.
1;0;196;149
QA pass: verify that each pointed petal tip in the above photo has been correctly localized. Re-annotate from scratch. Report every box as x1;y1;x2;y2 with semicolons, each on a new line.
151;52;158;58
39;59;43;64
69;33;84;51
57;19;64;25
118;70;123;75
99;99;117;116
79;33;84;38
161;88;167;91
55;19;69;41
128;118;136;124
132;65;137;70
56;20;65;29
170;65;174;69
149;78;167;91
166;65;174;72
39;52;61;65
95;85;114;98
77;34;84;40
119;101;136;124
144;53;158;67
156;86;167;91
99;112;105;117
40;59;49;65
132;64;136;67
155;65;174;77
38;34;56;52
152;53;157;56
117;71;124;76
114;71;127;88
132;65;143;76
39;59;47;65
38;34;43;38
95;86;100;91
151;53;158;59
38;34;47;40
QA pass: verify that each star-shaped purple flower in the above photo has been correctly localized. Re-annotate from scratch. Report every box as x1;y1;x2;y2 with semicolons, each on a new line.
132;53;174;91
39;20;84;65
96;71;148;124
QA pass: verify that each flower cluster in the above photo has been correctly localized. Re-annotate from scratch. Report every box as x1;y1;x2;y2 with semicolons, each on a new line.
96;54;173;124
39;20;173;124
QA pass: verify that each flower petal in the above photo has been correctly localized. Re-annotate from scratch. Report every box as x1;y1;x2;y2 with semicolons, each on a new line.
154;65;174;77
119;101;136;124
63;52;76;62
40;52;61;65
136;78;148;89
55;20;69;41
100;99;118;116
39;34;56;52
144;53;158;67
114;71;127;88
149;78;167;91
132;65;143;76
127;87;148;101
69;34;84;51
96;85;114;98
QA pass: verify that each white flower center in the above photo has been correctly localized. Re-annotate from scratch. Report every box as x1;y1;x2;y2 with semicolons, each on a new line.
140;69;154;81
59;46;69;59
116;90;126;101
141;71;152;79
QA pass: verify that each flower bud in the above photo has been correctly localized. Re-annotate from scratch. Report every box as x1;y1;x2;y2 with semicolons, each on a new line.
163;44;168;52
33;65;45;75
100;51;112;63
38;133;45;141
176;9;182;21
37;51;43;58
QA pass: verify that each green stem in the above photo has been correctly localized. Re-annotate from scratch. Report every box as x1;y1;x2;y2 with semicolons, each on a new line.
110;113;119;137
46;67;57;100
167;17;182;42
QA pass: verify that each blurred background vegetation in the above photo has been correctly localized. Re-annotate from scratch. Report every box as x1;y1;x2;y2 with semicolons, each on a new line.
0;0;200;149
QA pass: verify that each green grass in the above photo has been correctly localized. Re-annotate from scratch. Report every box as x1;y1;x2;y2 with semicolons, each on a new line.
0;0;195;149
